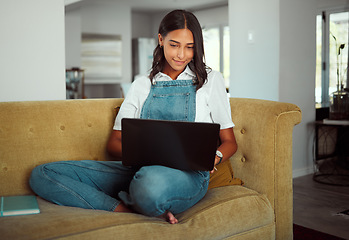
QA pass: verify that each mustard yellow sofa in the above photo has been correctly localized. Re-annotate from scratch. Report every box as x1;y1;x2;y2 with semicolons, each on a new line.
0;98;301;240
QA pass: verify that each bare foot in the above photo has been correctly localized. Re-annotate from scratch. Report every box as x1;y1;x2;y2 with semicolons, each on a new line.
115;203;178;224
114;202;134;213
158;211;178;224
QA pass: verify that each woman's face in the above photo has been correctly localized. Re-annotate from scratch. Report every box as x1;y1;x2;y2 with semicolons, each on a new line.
158;28;194;79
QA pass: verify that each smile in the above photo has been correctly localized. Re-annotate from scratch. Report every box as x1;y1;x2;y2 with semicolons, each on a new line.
174;60;186;65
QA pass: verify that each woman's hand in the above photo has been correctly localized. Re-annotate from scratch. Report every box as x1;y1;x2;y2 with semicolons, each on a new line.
107;130;123;160
210;127;237;173
210;155;221;174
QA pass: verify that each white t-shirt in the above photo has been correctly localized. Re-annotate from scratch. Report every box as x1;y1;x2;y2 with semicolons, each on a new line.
113;66;234;130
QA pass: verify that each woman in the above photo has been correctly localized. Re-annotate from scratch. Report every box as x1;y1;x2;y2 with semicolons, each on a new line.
30;9;237;224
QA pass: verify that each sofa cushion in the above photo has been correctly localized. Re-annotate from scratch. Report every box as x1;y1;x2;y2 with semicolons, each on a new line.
0;186;274;240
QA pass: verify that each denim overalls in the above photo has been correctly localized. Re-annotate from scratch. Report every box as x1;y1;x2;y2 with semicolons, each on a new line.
29;79;210;217
140;80;196;122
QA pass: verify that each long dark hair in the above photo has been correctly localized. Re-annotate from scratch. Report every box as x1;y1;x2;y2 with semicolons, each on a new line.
149;9;209;90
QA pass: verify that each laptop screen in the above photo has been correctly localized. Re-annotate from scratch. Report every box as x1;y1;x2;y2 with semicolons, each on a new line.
121;118;220;171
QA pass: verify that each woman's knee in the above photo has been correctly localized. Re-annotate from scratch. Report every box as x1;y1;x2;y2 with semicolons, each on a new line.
128;167;209;216
29;164;49;191
129;166;170;216
29;163;62;195
131;167;167;197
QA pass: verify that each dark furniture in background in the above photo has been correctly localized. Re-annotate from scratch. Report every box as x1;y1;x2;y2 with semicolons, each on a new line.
313;108;349;186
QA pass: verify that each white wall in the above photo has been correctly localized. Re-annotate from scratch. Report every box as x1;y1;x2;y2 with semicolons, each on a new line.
279;0;317;176
65;10;81;69
0;0;66;102
317;0;349;11
229;0;280;101
229;0;317;177
132;12;153;39
194;6;229;28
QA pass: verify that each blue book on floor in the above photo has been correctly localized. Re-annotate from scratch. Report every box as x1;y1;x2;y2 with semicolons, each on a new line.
1;195;40;217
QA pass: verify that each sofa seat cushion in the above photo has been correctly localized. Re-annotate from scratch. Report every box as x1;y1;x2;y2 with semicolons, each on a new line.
0;186;274;240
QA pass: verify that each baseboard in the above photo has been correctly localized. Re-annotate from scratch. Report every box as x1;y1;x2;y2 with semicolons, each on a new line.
292;166;314;178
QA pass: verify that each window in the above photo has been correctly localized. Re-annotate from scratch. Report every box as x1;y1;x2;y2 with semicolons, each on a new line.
316;11;349;108
315;15;323;106
203;27;220;71
202;25;230;92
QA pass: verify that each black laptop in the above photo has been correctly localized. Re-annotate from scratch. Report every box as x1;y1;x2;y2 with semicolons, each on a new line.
121;118;220;171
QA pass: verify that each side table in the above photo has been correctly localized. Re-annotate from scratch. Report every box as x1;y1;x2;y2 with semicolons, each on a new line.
313;119;349;186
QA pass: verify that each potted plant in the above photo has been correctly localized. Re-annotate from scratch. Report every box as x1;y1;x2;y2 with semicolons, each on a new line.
329;33;349;120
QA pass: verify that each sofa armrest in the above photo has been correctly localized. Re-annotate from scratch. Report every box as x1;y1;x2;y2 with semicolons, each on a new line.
228;98;301;240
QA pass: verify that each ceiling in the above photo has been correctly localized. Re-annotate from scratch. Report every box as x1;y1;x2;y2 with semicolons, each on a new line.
65;0;228;12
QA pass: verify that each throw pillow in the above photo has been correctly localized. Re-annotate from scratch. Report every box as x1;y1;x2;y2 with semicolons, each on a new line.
208;160;243;190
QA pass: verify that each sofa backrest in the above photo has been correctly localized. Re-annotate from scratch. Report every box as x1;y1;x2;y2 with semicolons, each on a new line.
0;99;123;196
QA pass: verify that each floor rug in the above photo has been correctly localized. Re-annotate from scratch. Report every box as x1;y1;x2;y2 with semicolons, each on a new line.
293;224;347;240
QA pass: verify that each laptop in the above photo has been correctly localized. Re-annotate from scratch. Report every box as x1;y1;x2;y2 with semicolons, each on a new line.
121;118;220;171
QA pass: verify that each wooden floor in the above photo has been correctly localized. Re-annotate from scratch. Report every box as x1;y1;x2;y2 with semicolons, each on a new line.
293;174;349;239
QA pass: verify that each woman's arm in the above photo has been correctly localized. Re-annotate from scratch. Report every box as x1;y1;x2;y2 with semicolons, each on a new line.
213;127;237;169
107;130;123;160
